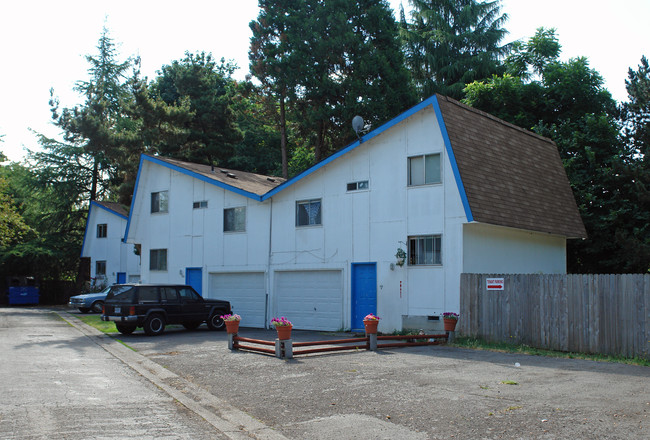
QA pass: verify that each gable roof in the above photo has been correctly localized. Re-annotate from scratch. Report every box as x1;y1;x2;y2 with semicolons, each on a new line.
435;95;586;239
123;154;285;241
263;94;586;238
80;200;129;257
92;200;129;219
125;94;586;240
141;154;285;199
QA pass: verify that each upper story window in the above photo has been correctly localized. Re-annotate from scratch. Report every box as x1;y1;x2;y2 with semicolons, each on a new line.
151;191;169;213
347;180;369;191
193;200;208;209
224;207;246;232
150;249;168;271
408;235;442;265
408;153;441;186
97;224;107;238
296;199;322;227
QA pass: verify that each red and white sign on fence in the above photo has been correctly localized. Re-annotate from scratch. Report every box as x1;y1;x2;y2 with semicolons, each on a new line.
486;278;504;290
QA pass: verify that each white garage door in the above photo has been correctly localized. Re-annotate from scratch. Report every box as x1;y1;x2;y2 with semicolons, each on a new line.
275;270;343;331
208;272;266;328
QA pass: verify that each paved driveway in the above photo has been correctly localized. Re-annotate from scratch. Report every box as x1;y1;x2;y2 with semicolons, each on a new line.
95;315;649;439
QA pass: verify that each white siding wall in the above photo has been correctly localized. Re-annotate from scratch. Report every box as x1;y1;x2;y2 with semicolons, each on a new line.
82;206;140;285
130;162;272;288
269;106;467;331
463;223;567;274
127;105;568;332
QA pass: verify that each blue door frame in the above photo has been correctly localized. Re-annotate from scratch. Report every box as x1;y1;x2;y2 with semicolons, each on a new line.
351;262;377;331
185;267;203;296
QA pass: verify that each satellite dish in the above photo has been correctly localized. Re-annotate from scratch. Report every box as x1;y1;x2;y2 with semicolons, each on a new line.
352;115;364;139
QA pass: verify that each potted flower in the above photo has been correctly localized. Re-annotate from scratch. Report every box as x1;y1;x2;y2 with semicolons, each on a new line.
221;314;241;334
271;317;293;340
395;247;407;267
363;313;380;334
442;312;459;331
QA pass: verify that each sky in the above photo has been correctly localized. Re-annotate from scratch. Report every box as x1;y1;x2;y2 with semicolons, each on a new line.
1;0;648;163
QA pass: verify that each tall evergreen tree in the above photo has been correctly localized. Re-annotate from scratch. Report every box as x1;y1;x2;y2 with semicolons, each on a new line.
49;27;132;201
251;0;416;166
618;56;650;272
298;0;416;161
250;0;309;177
401;0;509;100
152;52;243;166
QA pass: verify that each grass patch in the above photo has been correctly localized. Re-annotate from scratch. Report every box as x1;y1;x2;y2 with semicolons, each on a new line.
114;339;136;351
451;336;650;367
501;380;518;385
77;314;119;334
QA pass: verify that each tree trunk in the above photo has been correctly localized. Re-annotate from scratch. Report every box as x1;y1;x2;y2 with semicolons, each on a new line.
90;157;99;202
279;95;288;179
315;120;325;163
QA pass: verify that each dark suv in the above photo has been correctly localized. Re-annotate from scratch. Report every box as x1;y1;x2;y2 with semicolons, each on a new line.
101;284;231;336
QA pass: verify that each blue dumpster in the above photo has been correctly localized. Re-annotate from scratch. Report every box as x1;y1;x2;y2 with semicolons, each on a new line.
8;286;40;305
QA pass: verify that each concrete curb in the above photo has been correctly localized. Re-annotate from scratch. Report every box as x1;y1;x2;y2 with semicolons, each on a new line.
55;310;288;440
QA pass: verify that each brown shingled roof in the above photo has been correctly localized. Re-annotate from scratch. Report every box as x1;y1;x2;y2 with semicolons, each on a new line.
95;201;129;218
147;155;285;197
437;95;587;239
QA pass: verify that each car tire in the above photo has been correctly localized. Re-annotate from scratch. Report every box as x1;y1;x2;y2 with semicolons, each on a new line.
182;322;202;330
143;314;166;336
79;307;91;313
115;323;136;335
91;301;104;314
206;313;225;331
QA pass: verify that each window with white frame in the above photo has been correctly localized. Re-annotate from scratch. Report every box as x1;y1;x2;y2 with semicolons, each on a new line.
224;207;246;232
151;191;169;213
97;223;107;238
408;235;442;265
193;200;208;209
408;153;441;186
150;249;167;271
95;260;107;276
296;199;322;226
347;180;369;191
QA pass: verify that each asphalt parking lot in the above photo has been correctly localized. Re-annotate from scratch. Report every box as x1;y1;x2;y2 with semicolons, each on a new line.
68;312;649;440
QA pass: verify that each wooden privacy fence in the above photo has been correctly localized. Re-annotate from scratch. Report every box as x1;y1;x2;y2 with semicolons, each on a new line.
460;273;650;359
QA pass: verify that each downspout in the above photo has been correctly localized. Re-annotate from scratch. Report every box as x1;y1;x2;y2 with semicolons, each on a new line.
266;197;273;329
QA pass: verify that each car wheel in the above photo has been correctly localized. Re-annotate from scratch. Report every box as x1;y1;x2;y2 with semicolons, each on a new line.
182;321;202;330
79;307;91;313
143;314;166;336
207;313;225;331
91;301;104;314
115;323;136;335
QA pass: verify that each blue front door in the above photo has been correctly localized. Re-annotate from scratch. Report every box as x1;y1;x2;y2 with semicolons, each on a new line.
116;272;126;284
185;267;203;296
351;263;377;330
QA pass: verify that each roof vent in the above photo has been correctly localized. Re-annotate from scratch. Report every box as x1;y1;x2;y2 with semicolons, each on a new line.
227;173;237;179
267;177;276;182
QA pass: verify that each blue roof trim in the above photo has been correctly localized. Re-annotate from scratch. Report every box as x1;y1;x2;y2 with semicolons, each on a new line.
81;201;128;257
91;200;128;220
431;96;474;222
262;95;441;200
123;154;264;242
145;155;263;202
123;155;145;243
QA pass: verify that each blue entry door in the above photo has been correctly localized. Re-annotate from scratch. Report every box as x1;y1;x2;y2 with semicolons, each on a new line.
185;267;203;296
116;272;126;284
351;263;377;330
